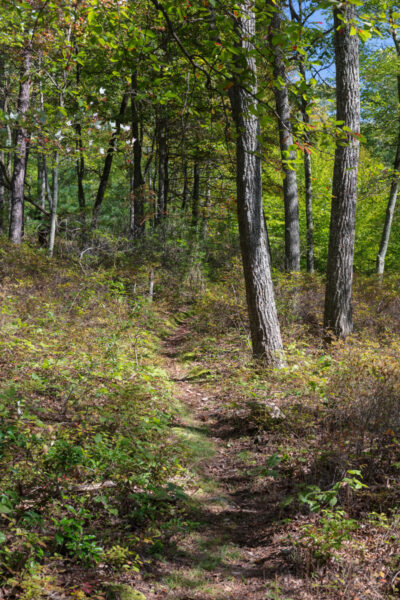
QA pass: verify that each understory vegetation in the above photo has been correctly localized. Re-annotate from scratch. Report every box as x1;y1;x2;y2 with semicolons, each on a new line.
1;239;400;599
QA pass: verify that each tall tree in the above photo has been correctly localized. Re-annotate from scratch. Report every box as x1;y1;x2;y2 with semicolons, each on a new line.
91;90;129;230
229;1;284;364
129;71;145;238
9;43;32;244
376;11;400;275
324;3;360;337
268;1;301;272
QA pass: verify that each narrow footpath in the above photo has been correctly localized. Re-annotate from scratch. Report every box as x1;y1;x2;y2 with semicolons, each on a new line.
140;322;299;600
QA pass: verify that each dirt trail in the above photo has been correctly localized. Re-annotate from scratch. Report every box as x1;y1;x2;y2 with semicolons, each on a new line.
141;323;298;600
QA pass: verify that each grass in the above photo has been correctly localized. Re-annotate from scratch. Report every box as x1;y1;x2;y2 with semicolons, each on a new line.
2;241;400;599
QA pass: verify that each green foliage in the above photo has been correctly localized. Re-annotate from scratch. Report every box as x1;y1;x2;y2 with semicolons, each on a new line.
297;509;359;564
0;246;188;593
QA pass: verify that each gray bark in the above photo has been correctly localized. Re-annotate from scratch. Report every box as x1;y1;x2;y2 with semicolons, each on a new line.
269;3;300;271
156;116;168;221
298;62;314;273
37;156;46;209
182;162;188;211
376;25;400;275
48;152;59;258
324;4;360;338
74;61;87;246
9;44;32;244
376;134;400;275
0;57;6;234
229;1;284;364
129;72;145;238
191;162;200;228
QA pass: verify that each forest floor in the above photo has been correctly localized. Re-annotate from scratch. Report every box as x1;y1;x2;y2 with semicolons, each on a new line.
135;311;400;600
1;246;400;600
137;320;301;600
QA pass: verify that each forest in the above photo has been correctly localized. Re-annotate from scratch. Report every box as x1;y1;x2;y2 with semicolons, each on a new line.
1;0;400;598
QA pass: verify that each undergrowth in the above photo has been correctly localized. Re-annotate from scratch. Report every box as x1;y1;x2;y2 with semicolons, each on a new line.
0;243;188;599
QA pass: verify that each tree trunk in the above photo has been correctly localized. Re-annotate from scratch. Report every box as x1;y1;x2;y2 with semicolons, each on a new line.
229;1;284;365
269;3;300;271
182;162;188;211
129;72;145;238
156;116;168;221
376;23;400;276
0;57;6;234
202;174;210;239
324;4;360;338
37;155;46;210
75;121;86;246
376;133;400;275
92;91;129;230
191;162;200;228
298;62;314;273
9;44;32;244
48;152;59;257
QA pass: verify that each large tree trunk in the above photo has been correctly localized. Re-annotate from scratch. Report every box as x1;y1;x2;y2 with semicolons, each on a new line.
229;1;284;364
269;2;300;272
92;91;129;230
9;44;32;244
324;4;360;338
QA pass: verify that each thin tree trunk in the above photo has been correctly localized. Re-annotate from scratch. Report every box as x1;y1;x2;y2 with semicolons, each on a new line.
156;116;168;221
75;122;86;245
48;152;59;257
0;57;6;234
324;4;360;338
129;72;145;238
376;24;400;275
298;63;314;273
191;162;200;228
229;1;284;364
37;156;46;209
202;174;210;238
269;2;300;271
91;91;129;230
376;134;400;275
181;162;188;211
9;43;32;244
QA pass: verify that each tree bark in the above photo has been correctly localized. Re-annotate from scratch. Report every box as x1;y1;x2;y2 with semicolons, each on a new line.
129;72;145;238
191;162;200;228
91;91;129;230
9;43;32;244
298;63;314;273
0;56;6;234
376;132;400;275
324;4;360;338
376;24;400;275
156;116;168;221
269;2;300;271
181;161;188;211
48;152;59;257
74;60;87;246
229;1;284;364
